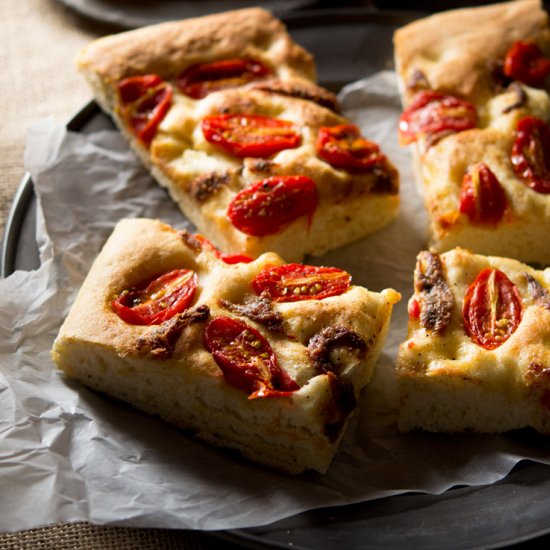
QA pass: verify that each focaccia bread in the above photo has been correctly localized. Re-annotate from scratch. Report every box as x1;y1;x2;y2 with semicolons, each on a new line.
51;218;400;474
397;247;550;434
394;0;550;265
77;8;399;263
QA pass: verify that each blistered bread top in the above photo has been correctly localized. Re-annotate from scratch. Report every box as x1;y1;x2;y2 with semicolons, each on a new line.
394;0;550;104
55;218;400;392
398;247;550;394
151;86;398;205
77;8;316;90
146;82;397;262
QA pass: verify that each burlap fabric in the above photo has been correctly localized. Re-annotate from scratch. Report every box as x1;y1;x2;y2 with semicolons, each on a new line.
1;1;243;547
0;522;241;550
1;0;94;234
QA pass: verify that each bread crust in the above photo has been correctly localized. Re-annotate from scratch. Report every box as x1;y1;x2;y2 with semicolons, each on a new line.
52;218;400;474
77;8;315;87
394;0;550;104
145;86;399;261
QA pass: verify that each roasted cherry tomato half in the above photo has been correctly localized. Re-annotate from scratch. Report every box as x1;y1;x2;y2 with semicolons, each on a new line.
462;267;522;350
204;316;299;398
202;114;301;158
503;40;550;88
177;58;272;99
511;116;550;194
252;263;351;302
398;90;477;146
218;253;255;265
227;175;318;236
112;269;198;325
117;75;173;145
459;163;507;225
407;297;421;321
316;124;385;172
194;234;253;264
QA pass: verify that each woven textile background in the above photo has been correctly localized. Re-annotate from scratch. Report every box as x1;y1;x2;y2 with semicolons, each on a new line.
1;0;94;232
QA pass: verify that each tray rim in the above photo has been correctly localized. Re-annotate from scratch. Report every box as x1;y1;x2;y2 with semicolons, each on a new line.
1;100;99;277
54;0;324;31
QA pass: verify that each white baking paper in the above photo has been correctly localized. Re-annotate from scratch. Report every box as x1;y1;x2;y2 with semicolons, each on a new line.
1;71;550;532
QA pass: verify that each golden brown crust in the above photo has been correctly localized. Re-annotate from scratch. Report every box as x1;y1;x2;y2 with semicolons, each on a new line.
394;0;550;104
77;8;315;84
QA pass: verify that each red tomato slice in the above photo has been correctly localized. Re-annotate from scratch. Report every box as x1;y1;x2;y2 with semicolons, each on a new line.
316;124;385;172
252;264;351;302
398;90;477;146
112;269;198;325
219;253;255;265
511;116;550;194
177;58;272;99
459;163;507;225
204;316;299;398
201;114;301;158
503;41;550;87
194;234;253;264
408;297;421;321
462;268;522;350
227;176;318;236
117;75;173;145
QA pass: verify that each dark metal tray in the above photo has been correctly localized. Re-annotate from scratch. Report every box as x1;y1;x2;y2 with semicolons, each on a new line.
55;0;321;30
3;9;550;549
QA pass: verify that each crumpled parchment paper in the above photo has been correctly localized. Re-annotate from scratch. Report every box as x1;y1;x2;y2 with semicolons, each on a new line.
1;71;549;532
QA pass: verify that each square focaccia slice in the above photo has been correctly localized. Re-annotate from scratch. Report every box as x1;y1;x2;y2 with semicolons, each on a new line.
51;218;400;474
76;7;399;262
397;247;550;434
394;0;550;265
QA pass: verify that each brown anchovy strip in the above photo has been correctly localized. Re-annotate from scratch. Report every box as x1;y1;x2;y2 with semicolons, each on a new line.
218;292;283;332
525;273;550;311
502;82;528;114
308;325;367;375
488;59;513;94
525;362;550;383
245;158;276;175
406;68;431;92
249;79;339;112
370;165;399;194
323;372;356;443
178;230;202;252
190;172;230;202
136;305;210;359
424;129;455;151
414;251;454;334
